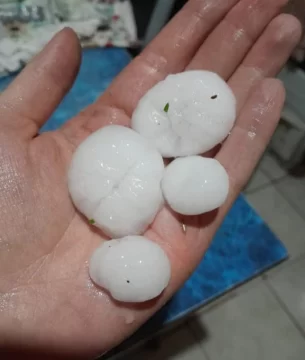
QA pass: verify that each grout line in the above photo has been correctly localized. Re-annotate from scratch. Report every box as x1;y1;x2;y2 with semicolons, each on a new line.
270;178;305;223
201;346;211;360
244;180;273;195
265;279;305;340
269;176;293;188
259;163;289;184
263;252;305;279
264;175;289;185
248;170;305;223
187;321;212;360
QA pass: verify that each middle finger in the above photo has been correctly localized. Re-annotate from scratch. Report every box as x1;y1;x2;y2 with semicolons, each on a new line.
229;13;301;113
187;0;288;79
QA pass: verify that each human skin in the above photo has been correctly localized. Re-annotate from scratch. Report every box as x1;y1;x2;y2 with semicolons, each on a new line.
0;0;301;358
285;0;305;60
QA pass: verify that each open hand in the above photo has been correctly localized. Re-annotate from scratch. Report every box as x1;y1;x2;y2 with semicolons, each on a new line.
0;0;301;358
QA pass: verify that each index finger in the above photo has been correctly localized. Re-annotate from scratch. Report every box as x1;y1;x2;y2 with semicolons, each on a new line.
100;0;239;115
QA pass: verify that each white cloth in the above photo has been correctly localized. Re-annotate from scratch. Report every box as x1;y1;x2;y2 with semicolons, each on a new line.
0;0;137;76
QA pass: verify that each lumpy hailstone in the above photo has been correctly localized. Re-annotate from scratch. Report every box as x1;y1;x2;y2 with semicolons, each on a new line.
131;70;236;158
68;125;164;238
89;236;171;302
162;156;229;216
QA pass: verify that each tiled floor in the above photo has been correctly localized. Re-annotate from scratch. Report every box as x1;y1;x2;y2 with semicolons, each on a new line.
121;150;305;360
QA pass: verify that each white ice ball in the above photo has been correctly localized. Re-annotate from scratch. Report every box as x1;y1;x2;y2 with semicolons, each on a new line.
89;236;171;303
161;156;229;216
131;70;236;158
68;125;164;238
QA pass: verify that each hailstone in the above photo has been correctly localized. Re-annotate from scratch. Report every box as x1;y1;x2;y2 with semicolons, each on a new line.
131;70;236;157
68;125;164;238
89;236;171;302
161;156;229;215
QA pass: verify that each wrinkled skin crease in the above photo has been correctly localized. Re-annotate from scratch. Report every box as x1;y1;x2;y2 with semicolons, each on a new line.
0;0;302;358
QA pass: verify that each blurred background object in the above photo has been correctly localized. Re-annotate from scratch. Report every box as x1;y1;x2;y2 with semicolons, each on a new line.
268;1;305;174
0;0;138;76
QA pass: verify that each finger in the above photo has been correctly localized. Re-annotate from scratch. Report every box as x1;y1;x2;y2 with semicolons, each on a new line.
220;79;285;197
97;0;239;116
60;0;240;145
0;28;81;138
182;78;285;264
187;0;288;79
196;13;301;160
200;13;300;159
229;14;301;113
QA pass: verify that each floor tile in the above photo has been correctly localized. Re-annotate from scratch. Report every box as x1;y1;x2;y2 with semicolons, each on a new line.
275;176;305;219
259;151;288;180
189;282;305;360
194;277;263;317
268;256;305;333
120;325;207;360
153;325;207;360
246;186;305;259
244;169;270;193
114;346;153;360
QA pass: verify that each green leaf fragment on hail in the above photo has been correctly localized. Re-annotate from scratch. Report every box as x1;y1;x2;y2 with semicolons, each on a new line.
164;102;169;113
89;219;95;224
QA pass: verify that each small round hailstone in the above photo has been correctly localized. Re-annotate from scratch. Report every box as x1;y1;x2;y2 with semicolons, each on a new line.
131;70;236;158
161;156;229;216
89;236;171;303
68;125;164;238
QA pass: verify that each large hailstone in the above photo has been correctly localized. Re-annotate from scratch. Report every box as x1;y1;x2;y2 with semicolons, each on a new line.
68;125;164;238
161;156;229;216
131;70;236;158
89;236;171;302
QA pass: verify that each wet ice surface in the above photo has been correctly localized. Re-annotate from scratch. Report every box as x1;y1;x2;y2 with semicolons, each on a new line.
131;70;236;158
162;156;229;216
89;236;171;303
68;125;164;238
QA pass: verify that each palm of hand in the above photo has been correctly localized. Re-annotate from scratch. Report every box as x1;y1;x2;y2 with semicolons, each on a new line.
0;0;301;358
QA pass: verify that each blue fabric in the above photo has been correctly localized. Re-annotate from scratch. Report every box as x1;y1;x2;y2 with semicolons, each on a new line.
41;48;132;132
0;48;288;356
